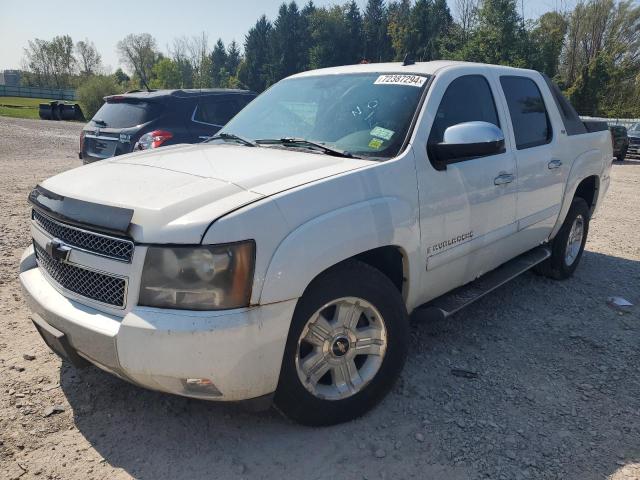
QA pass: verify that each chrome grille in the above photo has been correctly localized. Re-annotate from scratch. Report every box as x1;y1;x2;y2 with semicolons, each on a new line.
32;210;134;262
34;243;126;308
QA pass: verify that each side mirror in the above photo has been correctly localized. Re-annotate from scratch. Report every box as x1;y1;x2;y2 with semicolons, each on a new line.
428;121;506;170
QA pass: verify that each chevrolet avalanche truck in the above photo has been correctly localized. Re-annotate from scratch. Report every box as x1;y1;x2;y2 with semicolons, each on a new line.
20;61;612;426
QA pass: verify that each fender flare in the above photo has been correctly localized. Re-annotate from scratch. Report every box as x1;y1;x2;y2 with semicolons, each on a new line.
549;149;602;239
259;196;420;305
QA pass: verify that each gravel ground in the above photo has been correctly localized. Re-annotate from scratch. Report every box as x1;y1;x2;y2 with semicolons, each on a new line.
1;116;639;480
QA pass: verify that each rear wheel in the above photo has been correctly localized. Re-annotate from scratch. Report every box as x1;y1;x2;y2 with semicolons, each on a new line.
617;147;627;162
534;197;590;280
275;260;409;426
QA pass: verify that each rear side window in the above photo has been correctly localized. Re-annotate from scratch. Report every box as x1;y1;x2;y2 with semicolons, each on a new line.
428;75;500;145
500;76;552;149
194;96;253;126
91;101;163;128
542;74;587;136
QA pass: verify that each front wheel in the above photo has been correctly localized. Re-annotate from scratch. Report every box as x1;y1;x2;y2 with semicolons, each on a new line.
274;260;409;426
534;197;590;280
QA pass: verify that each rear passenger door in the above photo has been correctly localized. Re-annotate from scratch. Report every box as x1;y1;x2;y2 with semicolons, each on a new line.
497;75;565;239
190;95;254;140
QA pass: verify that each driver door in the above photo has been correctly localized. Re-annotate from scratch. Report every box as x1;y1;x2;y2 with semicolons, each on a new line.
413;69;518;302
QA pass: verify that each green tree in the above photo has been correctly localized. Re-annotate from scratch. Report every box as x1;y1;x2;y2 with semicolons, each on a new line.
344;1;364;62
363;0;391;62
150;58;182;88
529;12;568;79
406;0;454;61
22;35;76;88
75;39;102;77
272;2;309;80
566;53;611;115
116;33;159;89
387;0;413;60
239;15;274;92
113;68;130;86
77;74;120;119
226;40;242;76
210;38;228;87
308;5;350;69
462;0;526;66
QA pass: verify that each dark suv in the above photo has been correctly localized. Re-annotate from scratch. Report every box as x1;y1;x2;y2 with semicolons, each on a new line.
79;89;256;164
628;122;640;158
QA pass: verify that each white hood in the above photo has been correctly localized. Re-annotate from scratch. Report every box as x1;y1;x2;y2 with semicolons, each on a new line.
41;143;371;243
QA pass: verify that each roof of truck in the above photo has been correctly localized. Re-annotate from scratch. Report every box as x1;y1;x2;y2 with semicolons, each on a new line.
290;61;538;78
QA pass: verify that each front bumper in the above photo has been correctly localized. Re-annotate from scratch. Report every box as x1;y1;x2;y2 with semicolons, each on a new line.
19;247;297;401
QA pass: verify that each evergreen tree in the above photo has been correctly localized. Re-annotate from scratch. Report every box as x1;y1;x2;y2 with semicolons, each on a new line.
239;15;274;92
210;38;228;87
272;2;307;80
462;0;526;66
308;6;351;68
387;0;413;60
344;1;364;63
226;40;242;77
363;0;391;62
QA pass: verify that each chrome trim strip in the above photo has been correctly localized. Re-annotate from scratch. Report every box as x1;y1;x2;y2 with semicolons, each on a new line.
34;244;129;310
32;210;134;263
84;134;119;141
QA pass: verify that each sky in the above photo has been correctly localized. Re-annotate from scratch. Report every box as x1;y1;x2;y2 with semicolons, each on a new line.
0;0;572;72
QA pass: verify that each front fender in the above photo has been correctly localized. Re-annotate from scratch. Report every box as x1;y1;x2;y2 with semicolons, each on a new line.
259;196;421;306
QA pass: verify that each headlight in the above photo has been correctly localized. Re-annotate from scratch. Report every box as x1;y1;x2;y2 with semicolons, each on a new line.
139;241;255;310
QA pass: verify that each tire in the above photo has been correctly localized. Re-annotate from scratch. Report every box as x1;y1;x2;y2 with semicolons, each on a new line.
534;197;590;280
617;148;627;162
274;260;409;426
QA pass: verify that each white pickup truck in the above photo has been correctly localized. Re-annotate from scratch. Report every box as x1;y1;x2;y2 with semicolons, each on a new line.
20;61;612;425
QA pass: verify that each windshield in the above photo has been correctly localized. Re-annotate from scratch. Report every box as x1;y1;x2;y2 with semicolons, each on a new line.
91;101;163;128
220;73;430;159
630;123;640;132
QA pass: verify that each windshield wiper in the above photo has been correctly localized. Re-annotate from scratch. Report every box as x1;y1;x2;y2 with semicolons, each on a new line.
93;119;107;126
207;132;257;147
255;138;357;158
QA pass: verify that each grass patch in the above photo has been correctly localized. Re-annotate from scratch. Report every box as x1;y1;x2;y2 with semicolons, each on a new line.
0;96;65;120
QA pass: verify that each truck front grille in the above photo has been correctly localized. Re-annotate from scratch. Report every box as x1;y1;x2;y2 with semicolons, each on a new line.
34;243;127;308
32;210;134;262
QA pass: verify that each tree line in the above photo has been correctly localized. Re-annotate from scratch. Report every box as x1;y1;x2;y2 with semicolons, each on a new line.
20;0;640;117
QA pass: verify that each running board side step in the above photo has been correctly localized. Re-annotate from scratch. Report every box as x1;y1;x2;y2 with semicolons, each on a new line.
414;246;551;321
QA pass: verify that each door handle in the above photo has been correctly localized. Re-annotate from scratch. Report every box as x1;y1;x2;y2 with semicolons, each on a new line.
494;173;515;185
548;159;563;169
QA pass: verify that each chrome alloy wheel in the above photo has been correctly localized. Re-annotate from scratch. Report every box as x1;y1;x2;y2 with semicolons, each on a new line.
565;214;585;266
295;297;388;401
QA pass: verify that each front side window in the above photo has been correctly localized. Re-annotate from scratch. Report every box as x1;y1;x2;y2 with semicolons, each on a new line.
428;75;500;145
220;73;430;159
500;76;552;150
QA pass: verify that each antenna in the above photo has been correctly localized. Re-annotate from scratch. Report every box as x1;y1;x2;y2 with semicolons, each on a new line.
403;54;415;66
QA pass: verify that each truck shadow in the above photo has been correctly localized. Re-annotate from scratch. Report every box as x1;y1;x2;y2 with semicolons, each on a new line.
58;250;640;480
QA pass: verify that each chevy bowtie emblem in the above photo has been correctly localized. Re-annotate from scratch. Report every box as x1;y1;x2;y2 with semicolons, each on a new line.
46;239;71;262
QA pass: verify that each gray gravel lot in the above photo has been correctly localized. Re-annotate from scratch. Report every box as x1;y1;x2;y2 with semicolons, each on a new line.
1;116;639;480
